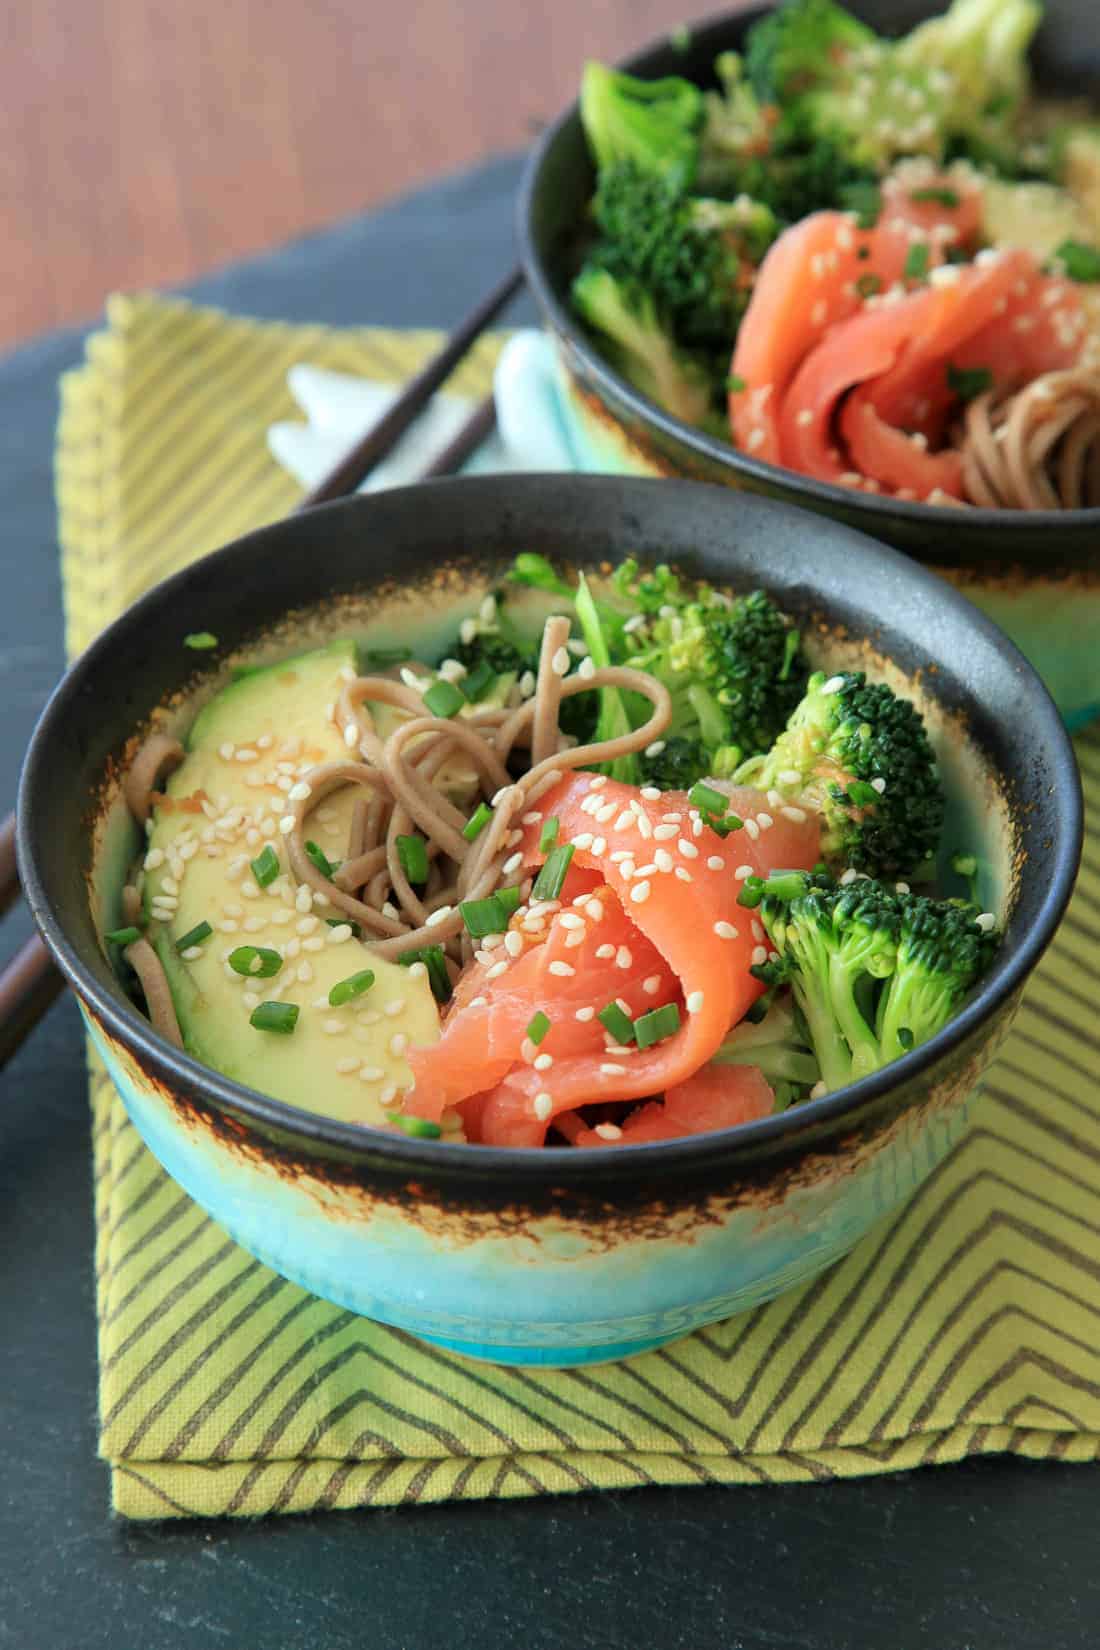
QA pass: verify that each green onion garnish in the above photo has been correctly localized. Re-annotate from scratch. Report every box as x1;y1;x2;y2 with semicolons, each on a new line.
539;816;560;853
856;272;882;299
709;813;743;838
910;186;959;207
839;179;881;229
305;840;339;879
364;645;412;667
328;969;376;1007
386;1111;442;1139
904;244;929;281
460;894;510;938
396;834;429;886
250;844;280;888
526;1011;551;1045
462;802;493;842
532;843;575;902
250;1001;299;1034
176;921;213;951
496;884;522;916
398;946;452;1002
326;916;362;940
1054;238;1100;283
183;631;218;650
689;781;727;815
461;659;497;702
726;373;746;393
846;780;879;808
946;363;993;403
228;945;283;978
634;1003;681;1050
598;1002;635;1044
423;678;466;719
105;925;141;946
897;1026;915;1050
737;875;766;909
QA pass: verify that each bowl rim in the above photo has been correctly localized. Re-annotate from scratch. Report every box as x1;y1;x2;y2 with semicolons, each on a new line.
17;476;1084;1187
515;1;1100;544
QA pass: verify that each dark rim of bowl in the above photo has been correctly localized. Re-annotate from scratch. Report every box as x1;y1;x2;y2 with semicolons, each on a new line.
515;2;1100;542
17;478;1084;1187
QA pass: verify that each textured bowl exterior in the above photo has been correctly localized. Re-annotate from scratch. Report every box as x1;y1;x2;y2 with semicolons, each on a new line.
517;0;1100;729
19;476;1082;1365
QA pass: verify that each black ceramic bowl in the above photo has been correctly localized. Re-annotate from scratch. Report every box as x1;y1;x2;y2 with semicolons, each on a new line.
517;0;1100;728
18;476;1082;1365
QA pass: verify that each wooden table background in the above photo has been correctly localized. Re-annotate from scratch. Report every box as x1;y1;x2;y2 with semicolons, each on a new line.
3;0;697;351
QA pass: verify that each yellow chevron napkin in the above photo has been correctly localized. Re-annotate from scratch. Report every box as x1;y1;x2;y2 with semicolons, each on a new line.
57;294;1100;1520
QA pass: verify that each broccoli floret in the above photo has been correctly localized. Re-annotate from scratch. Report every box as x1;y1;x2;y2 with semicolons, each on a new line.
897;0;1041;172
735;670;944;878
636;734;709;792
579;61;704;188
571;265;717;428
744;0;874;106
713;990;821;1104
621;578;809;775
742;870;998;1090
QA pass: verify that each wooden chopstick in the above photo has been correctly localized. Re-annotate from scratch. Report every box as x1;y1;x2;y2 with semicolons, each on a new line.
1;266;525;1067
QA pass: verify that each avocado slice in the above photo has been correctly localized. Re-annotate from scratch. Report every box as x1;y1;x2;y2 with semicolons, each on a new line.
140;639;443;1127
981;176;1094;262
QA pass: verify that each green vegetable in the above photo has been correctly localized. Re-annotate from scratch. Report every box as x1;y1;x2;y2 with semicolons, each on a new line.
175;921;213;951
459;895;512;938
363;646;412;667
526;1011;552;1046
571;264;716;432
950;850;981;906
461;658;498;702
856;273;882;299
398;946;452;1003
496;885;523;917
249;1001;299;1035
689;780;727;815
228;946;283;979
904;244;930;281
574;572;638;784
304;840;339;880
250;845;280;888
634;1003;682;1049
1054;239;1100;282
946;364;994;402
726;374;747;393
598;1002;636;1043
105;925;142;946
423;678;466;719
326;917;362;940
386;1111;443;1139
910;187;960;206
396;834;429;886
532;844;575;902
462;803;493;842
183;632;218;650
328;969;376;1007
713;992;820;1091
539;817;560;853
735;669;944;878
579;60;704;188
746;870;999;1090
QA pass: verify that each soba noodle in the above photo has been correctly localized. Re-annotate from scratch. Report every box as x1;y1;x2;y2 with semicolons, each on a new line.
961;367;1100;509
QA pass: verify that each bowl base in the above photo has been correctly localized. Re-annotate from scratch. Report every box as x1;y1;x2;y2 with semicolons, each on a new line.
412;1327;689;1367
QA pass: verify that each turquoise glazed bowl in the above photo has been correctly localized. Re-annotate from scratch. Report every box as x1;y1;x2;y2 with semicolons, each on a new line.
19;477;1082;1365
517;0;1100;730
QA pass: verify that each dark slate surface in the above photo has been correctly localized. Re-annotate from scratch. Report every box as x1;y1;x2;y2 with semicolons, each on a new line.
1;148;1096;1650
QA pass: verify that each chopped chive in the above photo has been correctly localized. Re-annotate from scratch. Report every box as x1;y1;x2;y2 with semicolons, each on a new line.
539;816;560;853
634;1003;681;1049
855;272;882;299
250;844;280;888
496;884;522;916
363;645;412;667
328;968;376;1007
597;1002;635;1044
398;945;452;1003
904;244;929;281
846;780;880;808
689;780;727;815
460;894;509;938
183;631;218;650
462;802;493;842
946;363;993;402
305;840;338;879
839;179;881;229
737;875;766;909
1054;238;1100;283
386;1110;442;1139
326;916;362;940
249;1001;299;1034
105;925;142;946
229;945;283;978
175;921;213;951
532;843;575;902
526;1011;551;1045
897;1026;915;1050
725;373;747;393
461;659;497;702
910;186;959;206
423;678;466;719
708;812;743;838
396;834;429;886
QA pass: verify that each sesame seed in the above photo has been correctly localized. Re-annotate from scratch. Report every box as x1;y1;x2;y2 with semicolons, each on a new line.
572;832;594;851
640;786;661;801
757;812;774;830
335;1057;359;1075
714;921;738;940
596;944;615;960
501;852;523;876
840;869;859;886
706;855;725;872
551;646;570;677
743;819;760;841
594;1123;623;1141
645;740;666;757
181;945;205;961
630;880;651;905
577;655;597;682
615;947;633;970
751;946;768;967
821;675;846;695
796;408;813;427
871;777;886;794
575;1006;596;1022
287;782;312;803
327;924;353;943
811;300;827;325
895;882;910;895
217;919;239;934
595;803;617;825
599;1065;627;1077
425;905;453;927
635;862;658;877
619;862;636;881
780;806;808;823
303;937;324;952
752;920;764;941
143;848;165;871
384;998;406;1018
278;815;295;835
653;823;678;841
677;838;699;860
558;912;584;930
976;912;996;932
675;867;693;883
686;991;704;1013
487;960;509;979
389;1033;408;1058
323;1018;344;1035
379;1084;397;1106
296;915;319;935
591;837;607;856
468;995;488;1009
533;1052;554;1072
504;931;523;958
533;1092;553;1121
746;427;765;451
